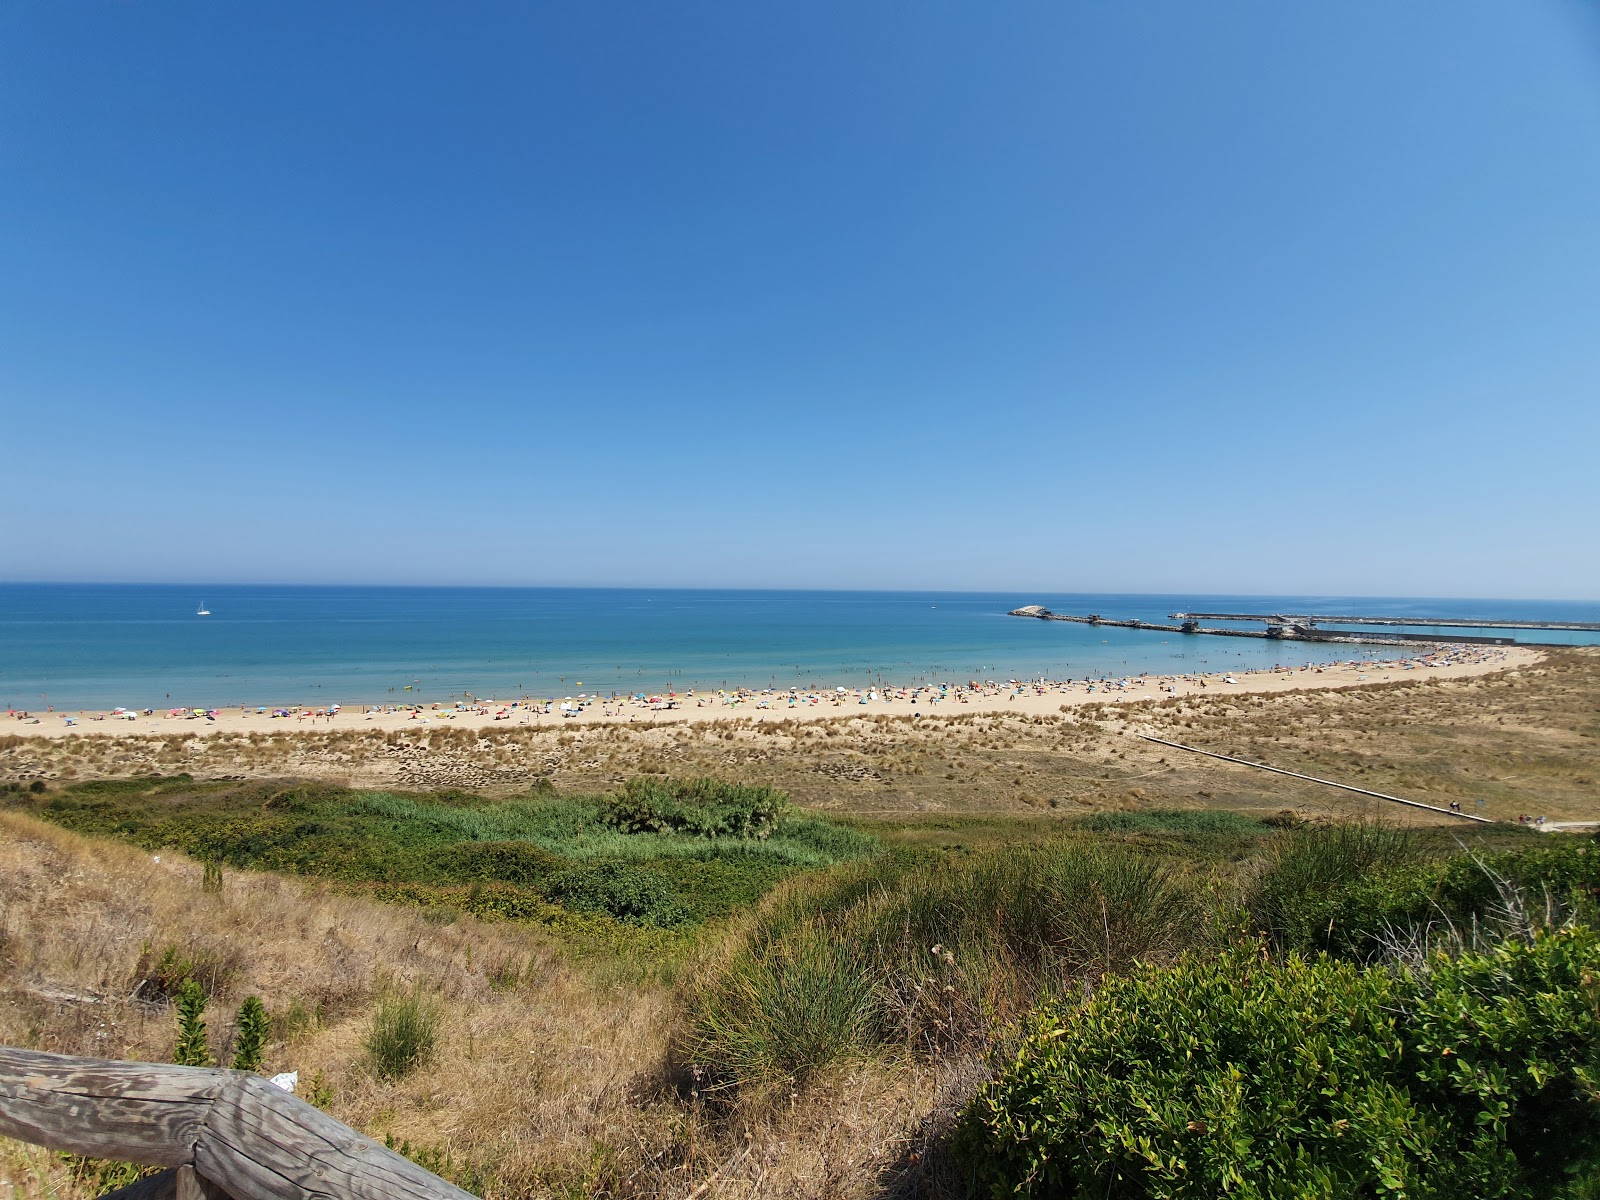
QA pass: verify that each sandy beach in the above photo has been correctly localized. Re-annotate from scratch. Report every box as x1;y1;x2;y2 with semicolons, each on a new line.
6;644;1536;741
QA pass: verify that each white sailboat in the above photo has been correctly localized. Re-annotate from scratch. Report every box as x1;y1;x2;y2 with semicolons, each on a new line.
197;601;211;616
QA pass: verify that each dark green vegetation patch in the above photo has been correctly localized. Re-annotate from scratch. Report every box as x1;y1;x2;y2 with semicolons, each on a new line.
961;927;1600;1199
11;775;876;935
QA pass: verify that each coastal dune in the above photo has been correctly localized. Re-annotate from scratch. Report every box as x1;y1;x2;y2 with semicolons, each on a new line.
7;646;1591;827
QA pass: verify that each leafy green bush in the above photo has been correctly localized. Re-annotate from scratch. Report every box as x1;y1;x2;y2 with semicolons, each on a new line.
600;777;789;839
958;927;1600;1199
1430;842;1600;930
545;861;690;926
365;987;442;1081
1408;925;1600;1190
449;839;563;886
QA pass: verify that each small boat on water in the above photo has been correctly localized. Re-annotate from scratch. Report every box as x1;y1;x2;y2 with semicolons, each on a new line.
197;601;211;616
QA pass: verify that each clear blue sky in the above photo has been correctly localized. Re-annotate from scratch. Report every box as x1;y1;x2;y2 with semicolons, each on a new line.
4;1;1599;598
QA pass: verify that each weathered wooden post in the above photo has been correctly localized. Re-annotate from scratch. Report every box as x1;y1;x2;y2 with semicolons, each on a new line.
0;1046;478;1200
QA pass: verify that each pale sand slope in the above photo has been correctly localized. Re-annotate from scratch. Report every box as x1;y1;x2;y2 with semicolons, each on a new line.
7;646;1538;742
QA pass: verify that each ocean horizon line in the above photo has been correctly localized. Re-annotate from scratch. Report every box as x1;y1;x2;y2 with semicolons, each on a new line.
3;581;1596;605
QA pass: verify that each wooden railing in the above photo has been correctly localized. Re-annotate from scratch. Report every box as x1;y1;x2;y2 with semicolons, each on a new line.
0;1046;478;1200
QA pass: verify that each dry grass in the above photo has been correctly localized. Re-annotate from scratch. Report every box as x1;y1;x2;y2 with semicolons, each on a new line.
0;809;659;1196
0;812;972;1200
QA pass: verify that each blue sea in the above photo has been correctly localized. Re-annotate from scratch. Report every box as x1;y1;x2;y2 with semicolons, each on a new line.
2;585;1596;711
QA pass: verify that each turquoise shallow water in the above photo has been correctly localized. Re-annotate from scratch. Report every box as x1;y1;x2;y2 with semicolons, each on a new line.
2;585;1595;710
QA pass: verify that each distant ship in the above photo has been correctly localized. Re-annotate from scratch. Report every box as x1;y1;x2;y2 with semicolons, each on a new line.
197;601;211;616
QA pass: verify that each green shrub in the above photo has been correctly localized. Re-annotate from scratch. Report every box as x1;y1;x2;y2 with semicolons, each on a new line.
365;987;442;1081
1250;830;1600;961
544;861;689;926
958;927;1600;1199
600;777;789;839
1408;925;1600;1190
231;996;269;1072
173;979;214;1067
1431;842;1600;930
449;840;563;886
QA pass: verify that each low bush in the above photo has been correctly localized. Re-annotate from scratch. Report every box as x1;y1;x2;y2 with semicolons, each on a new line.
599;777;789;839
365;987;442;1081
958;926;1600;1199
684;915;876;1086
545;861;690;926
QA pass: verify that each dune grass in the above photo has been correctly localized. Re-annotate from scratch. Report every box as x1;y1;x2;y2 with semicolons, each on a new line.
366;986;443;1080
676;839;1205;1087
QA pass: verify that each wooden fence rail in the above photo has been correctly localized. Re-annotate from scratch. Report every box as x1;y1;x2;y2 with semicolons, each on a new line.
0;1046;478;1200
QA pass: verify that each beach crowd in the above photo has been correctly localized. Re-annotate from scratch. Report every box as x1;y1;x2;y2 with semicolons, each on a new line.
7;646;1510;731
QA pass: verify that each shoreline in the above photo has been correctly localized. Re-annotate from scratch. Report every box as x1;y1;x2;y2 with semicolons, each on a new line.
5;645;1537;742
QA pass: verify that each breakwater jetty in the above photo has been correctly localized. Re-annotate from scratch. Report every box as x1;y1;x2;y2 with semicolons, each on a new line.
1006;606;1513;647
1169;611;1600;633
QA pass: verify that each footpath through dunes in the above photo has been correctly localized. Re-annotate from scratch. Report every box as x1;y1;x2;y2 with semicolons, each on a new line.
3;648;1597;824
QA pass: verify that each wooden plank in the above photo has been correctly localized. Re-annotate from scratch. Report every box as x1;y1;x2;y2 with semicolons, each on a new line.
0;1047;219;1164
1;1047;476;1200
196;1074;478;1200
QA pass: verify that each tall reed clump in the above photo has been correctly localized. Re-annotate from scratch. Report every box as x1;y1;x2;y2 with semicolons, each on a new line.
1246;820;1418;957
675;842;1203;1089
1251;826;1600;964
365;986;443;1081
